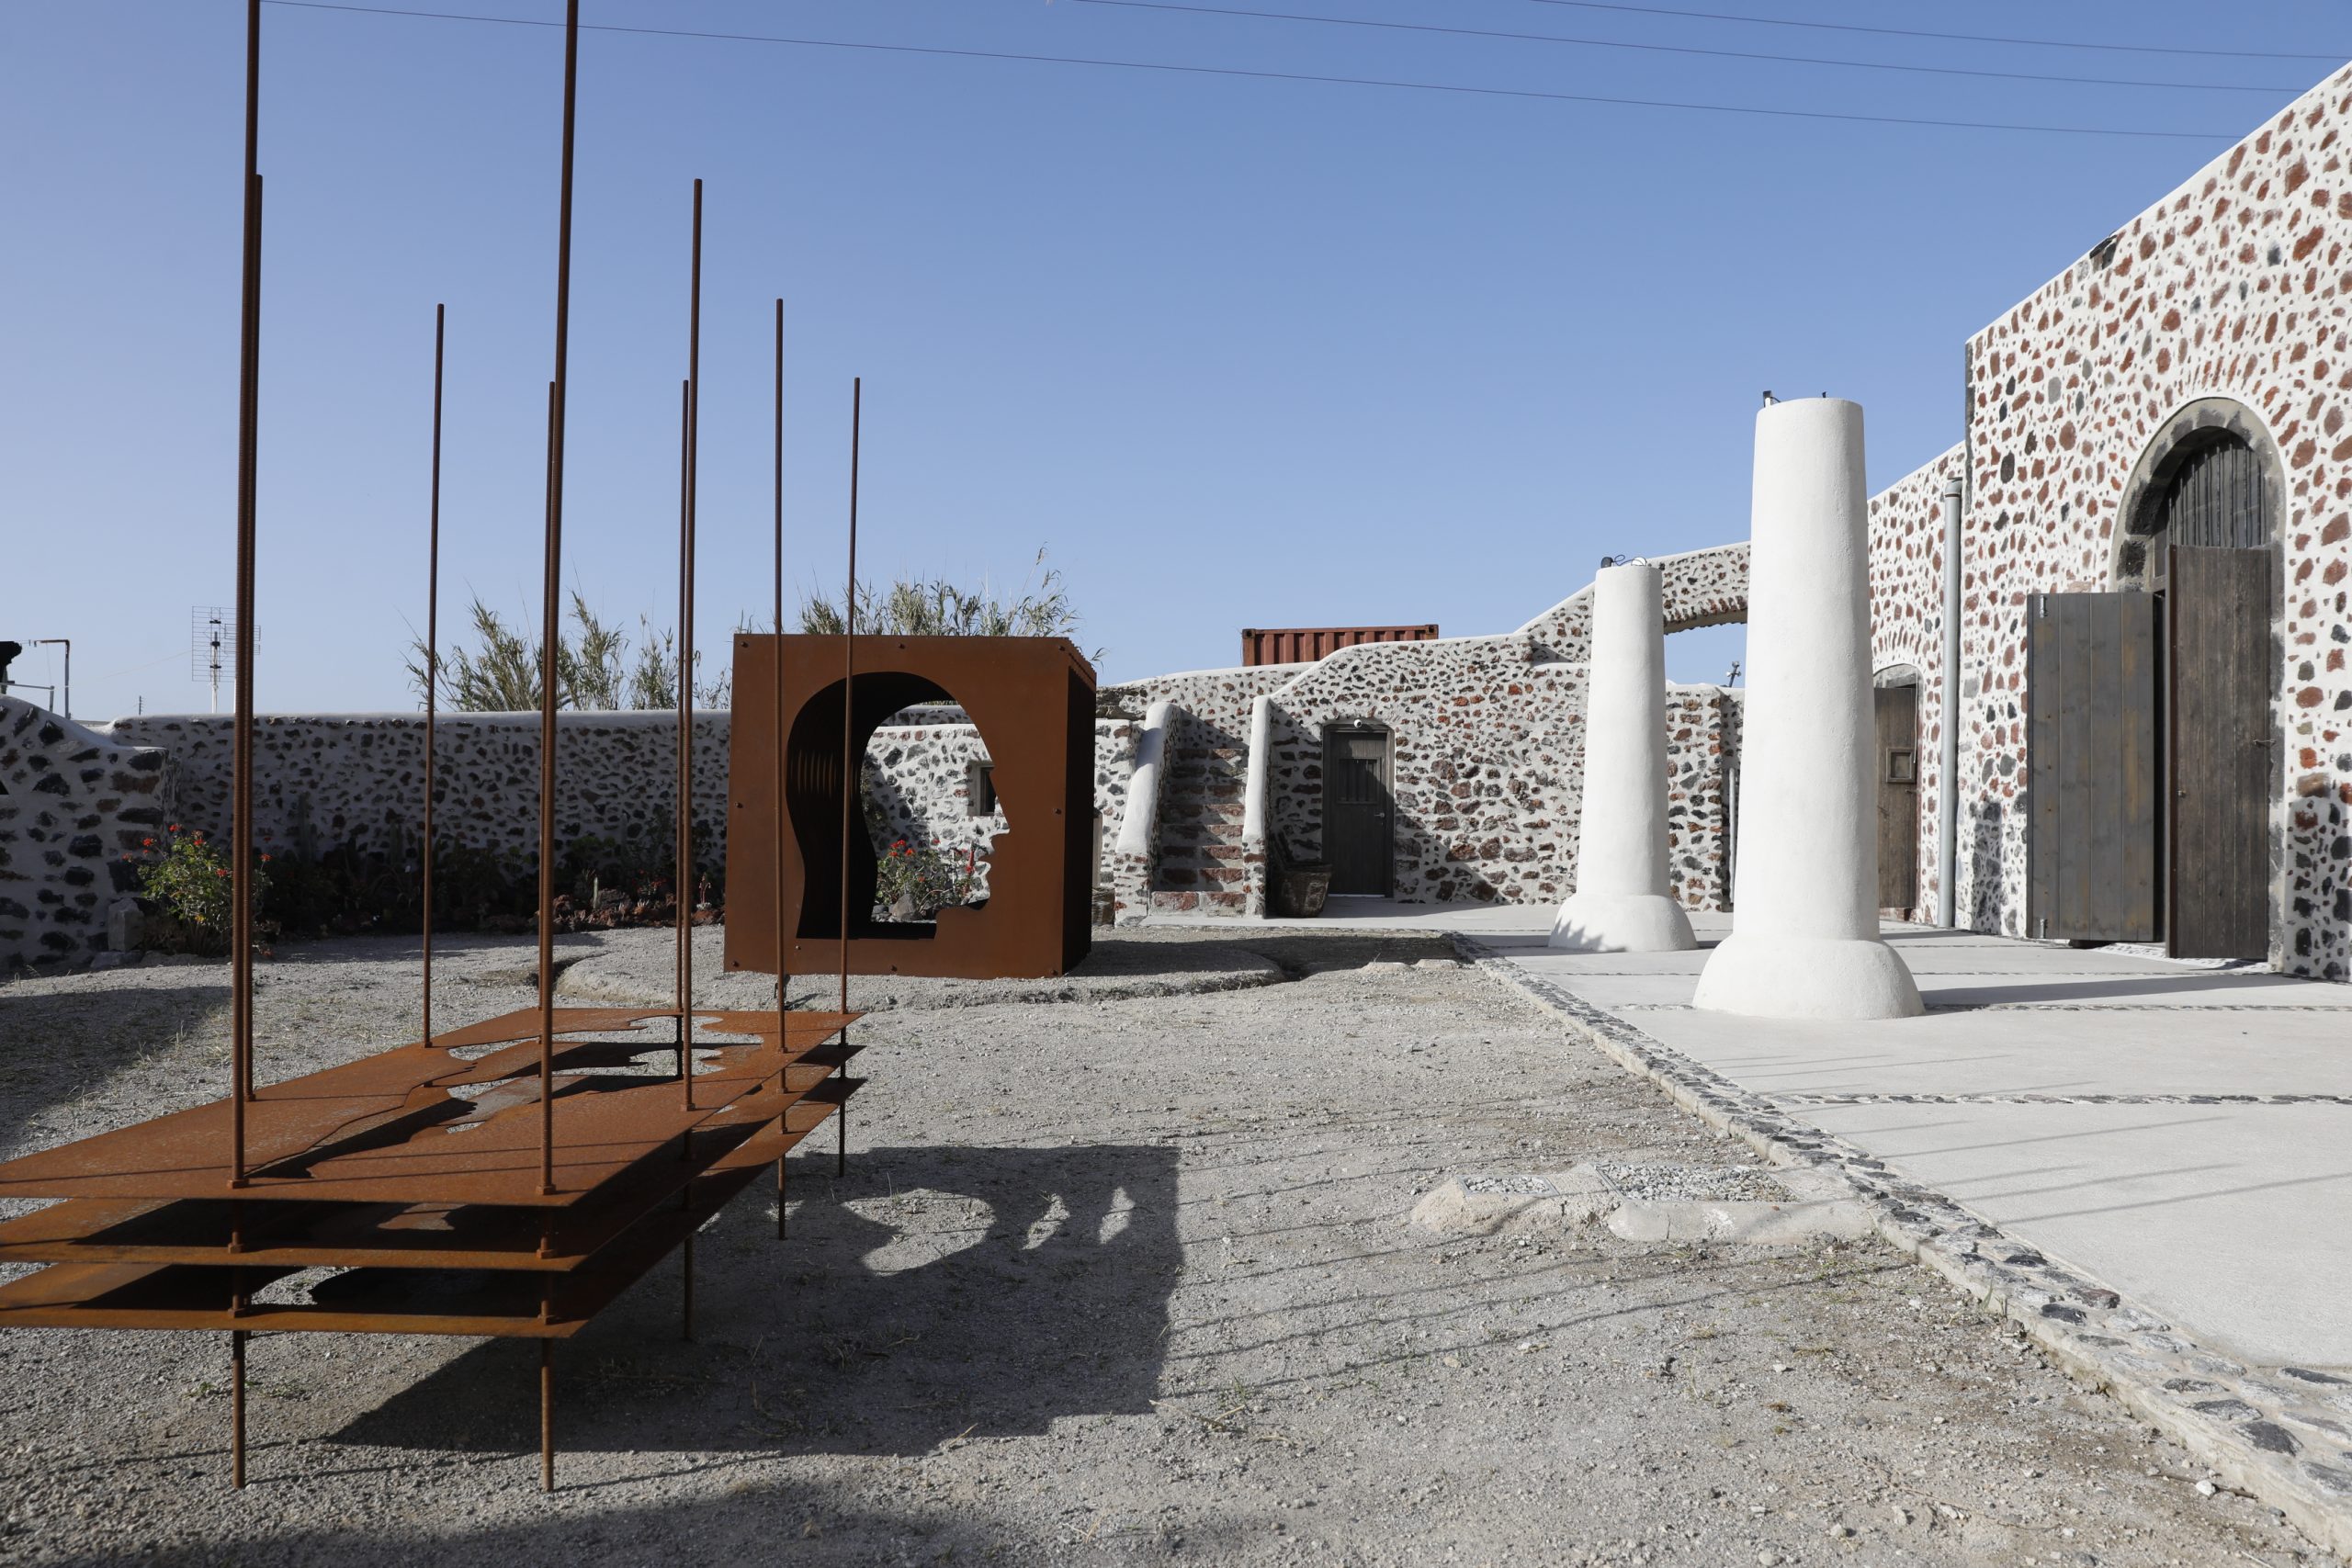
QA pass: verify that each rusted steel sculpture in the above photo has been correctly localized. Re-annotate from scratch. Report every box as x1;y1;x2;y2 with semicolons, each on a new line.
723;634;1099;980
0;2;863;1494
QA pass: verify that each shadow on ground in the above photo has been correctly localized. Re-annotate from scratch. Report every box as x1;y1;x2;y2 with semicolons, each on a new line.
326;1141;1180;1461
0;984;229;1139
1205;931;1457;977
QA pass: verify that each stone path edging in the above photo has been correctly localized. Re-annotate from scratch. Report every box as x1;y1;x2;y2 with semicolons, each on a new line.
1453;934;2352;1562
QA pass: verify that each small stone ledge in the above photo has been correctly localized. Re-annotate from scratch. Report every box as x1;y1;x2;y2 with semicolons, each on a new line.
1454;934;2352;1562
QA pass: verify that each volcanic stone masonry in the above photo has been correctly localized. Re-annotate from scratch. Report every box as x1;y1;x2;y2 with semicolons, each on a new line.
1867;65;2352;979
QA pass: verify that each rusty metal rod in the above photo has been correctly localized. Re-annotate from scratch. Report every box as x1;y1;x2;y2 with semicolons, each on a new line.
773;297;788;1241
674;376;693;1094
537;0;582;1199
230;1329;247;1489
836;379;860;1182
677;176;701;1110
423;302;445;1047
539;1339;554;1492
229;0;263;1188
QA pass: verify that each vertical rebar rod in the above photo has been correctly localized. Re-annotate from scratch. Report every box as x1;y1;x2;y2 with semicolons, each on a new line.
230;1330;247;1489
836;379;860;1180
228;0;263;1187
673;376;692;1089
539;1339;555;1492
423;303;445;1045
774;299;788;1241
676;178;702;1110
537;0;582;1199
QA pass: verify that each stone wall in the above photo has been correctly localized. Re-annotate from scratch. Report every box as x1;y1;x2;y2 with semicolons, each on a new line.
101;712;730;874
1118;543;1752;913
865;717;1136;899
1866;445;1967;924
78;710;1136;938
0;699;169;971
1864;67;2352;976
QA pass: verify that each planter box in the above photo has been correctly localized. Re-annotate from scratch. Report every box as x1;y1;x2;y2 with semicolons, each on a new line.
1272;863;1331;919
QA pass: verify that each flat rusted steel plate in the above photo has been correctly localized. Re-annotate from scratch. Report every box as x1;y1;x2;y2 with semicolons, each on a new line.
706;1078;861;1173
431;1006;851;1053
0;1088;835;1272
0;1012;856;1207
0;1165;767;1338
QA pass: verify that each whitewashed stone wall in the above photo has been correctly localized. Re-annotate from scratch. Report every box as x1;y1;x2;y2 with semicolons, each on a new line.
101;712;730;872
865;717;1136;897
1867;445;1967;925
83;710;1136;926
0;699;169;971
1866;67;2352;977
1117;544;1751;913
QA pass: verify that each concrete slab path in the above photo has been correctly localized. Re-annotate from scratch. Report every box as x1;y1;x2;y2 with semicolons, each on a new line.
1482;914;2352;1371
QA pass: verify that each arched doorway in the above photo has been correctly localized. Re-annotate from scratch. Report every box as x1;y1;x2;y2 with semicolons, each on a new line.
2117;401;2282;962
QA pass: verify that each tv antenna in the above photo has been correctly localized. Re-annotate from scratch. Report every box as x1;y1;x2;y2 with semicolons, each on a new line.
192;607;236;713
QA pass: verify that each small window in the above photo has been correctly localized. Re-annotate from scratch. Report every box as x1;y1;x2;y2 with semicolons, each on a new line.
967;762;997;816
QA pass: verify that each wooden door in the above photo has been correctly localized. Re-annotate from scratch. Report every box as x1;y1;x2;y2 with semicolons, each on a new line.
2167;546;2272;960
1874;683;1919;911
1322;728;1392;897
2028;592;2160;942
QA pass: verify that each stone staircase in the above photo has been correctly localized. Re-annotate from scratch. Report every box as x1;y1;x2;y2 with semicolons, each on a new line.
1148;739;1252;915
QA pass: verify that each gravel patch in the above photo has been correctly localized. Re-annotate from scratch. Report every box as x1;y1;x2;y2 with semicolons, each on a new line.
555;926;1296;1012
0;927;2325;1566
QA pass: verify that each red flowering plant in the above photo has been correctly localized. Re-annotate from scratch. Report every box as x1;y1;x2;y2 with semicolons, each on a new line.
122;824;272;953
871;835;979;921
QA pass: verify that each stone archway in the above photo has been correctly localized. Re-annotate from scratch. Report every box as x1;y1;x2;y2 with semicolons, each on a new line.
2110;397;2285;963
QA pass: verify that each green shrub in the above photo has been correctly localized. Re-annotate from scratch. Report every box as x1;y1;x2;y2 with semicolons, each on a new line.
123;825;270;953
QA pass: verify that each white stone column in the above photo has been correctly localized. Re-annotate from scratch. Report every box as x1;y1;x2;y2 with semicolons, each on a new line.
1692;398;1923;1019
1548;560;1696;953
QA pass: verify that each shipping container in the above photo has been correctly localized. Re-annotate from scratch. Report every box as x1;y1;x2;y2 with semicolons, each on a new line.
1239;624;1439;667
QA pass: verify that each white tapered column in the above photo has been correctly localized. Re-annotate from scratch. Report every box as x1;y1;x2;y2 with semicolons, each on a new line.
1693;399;1922;1019
1549;561;1696;953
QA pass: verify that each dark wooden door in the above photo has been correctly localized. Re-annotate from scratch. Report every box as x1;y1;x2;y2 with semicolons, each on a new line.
2028;592;2159;942
1874;683;1919;911
2167;546;2272;961
1323;728;1392;897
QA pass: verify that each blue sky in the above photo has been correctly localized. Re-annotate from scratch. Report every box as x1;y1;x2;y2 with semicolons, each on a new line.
3;0;2344;718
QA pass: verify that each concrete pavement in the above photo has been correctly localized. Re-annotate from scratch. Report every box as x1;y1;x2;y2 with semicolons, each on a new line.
1486;916;2352;1371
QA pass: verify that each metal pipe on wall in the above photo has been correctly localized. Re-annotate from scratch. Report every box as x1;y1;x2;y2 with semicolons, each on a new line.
1939;475;1964;931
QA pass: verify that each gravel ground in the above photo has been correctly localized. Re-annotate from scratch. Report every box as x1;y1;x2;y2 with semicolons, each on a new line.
0;927;2328;1567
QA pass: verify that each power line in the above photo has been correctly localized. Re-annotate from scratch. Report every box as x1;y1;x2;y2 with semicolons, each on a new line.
1080;0;2302;94
1513;0;2350;64
259;1;2231;140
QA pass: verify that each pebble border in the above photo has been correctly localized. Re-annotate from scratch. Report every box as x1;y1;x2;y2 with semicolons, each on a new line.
1454;933;2352;1562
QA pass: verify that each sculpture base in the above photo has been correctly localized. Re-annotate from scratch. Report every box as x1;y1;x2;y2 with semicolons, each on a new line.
1691;931;1924;1020
1546;892;1697;953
